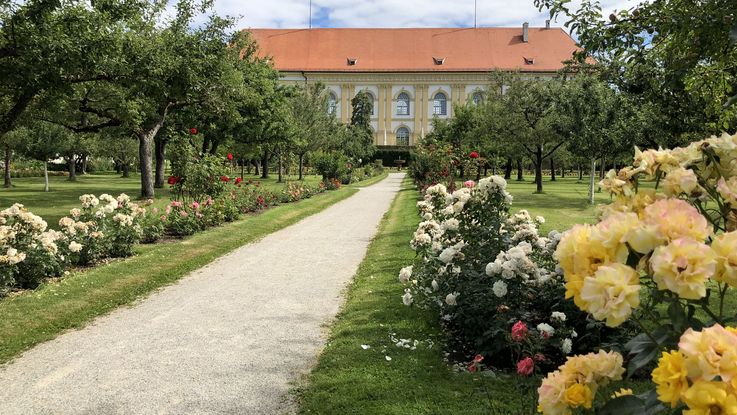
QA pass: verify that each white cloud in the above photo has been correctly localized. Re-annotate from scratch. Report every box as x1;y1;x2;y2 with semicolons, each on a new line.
179;0;642;31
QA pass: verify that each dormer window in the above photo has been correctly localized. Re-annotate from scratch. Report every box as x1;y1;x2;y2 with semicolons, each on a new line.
347;57;358;66
432;57;445;65
523;57;535;65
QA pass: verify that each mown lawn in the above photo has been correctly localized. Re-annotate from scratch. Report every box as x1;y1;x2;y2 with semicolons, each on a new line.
0;172;325;228
296;176;642;414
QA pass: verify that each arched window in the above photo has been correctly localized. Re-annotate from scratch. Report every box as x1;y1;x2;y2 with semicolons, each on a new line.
396;92;410;116
433;92;447;115
364;91;376;116
327;93;337;115
396;127;410;146
472;91;484;106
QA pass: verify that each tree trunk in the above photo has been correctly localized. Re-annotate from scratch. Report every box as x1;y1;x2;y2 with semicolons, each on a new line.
122;162;130;178
67;156;76;182
154;138;166;188
254;159;260;176
550;157;556;181
298;154;304;181
516;159;523;181
115;160;121;174
240;160;245;180
138;131;157;198
588;158;597;205
534;146;543;193
261;154;269;179
561;166;566;178
277;153;283;183
43;161;49;192
3;146;11;188
578;165;583;181
80;154;88;175
504;158;513;179
599;157;606;180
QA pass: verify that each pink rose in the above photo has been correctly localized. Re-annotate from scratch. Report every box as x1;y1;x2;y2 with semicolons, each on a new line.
464;180;475;188
516;357;534;376
511;321;528;342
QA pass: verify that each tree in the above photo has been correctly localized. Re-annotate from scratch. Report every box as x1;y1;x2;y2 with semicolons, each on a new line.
11;122;67;191
536;0;737;139
489;77;567;193
344;91;376;162
289;83;337;180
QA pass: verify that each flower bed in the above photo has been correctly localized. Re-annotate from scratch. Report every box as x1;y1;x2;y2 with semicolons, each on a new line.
537;133;737;414
398;177;628;375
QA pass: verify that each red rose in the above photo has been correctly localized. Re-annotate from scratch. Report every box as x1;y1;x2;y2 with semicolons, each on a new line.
511;321;528;342
235;177;242;185
220;175;230;182
227;153;234;161
516;357;534;376
467;362;478;373
167;175;180;185
473;354;484;364
189;128;198;135
469;151;479;159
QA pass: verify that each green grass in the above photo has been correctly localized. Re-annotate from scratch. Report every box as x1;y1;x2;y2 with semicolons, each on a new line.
0;172;326;229
0;184;358;364
505;175;612;233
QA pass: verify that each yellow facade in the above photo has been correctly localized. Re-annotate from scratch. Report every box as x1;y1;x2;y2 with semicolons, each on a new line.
279;71;552;147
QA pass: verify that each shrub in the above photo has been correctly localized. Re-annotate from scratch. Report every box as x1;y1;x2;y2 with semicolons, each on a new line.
0;204;65;294
399;177;626;373
538;133;737;414
139;208;165;244
162;201;201;237
312;151;348;181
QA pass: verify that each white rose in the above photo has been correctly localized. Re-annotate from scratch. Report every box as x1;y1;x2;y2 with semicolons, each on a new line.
398;266;413;283
445;292;459;306
402;290;413;306
431;280;439;291
69;241;83;253
561;338;573;354
492;280;507;297
537;323;555;337
551;311;567;322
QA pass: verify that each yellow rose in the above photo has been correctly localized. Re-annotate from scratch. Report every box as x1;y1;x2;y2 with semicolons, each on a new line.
719;177;737;207
641;198;711;243
556;223;630;308
563;383;593;409
537;370;573;415
682;381;737;415
652;350;690;408
663;167;702;197
712;231;737;287
579;263;640;327
650;238;717;299
679;325;737;383
600;169;635;197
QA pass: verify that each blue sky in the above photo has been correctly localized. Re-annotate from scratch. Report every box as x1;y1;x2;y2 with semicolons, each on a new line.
186;0;635;30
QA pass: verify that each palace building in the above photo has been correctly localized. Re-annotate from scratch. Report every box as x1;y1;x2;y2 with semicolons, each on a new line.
248;24;580;148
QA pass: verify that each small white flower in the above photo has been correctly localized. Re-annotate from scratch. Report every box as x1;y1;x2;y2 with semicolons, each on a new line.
537;323;555;336
535;216;545;223
402;289;413;306
485;260;502;276
445;292;459;306
69;241;83;253
561;338;573;354
551;311;567;322
431;280;439;291
571;330;578;338
385;355;392;361
398;265;413;283
492;280;507;297
361;344;371;350
423;212;433;220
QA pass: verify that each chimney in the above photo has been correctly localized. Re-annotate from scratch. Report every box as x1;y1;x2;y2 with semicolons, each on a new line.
522;22;529;42
545;19;550;29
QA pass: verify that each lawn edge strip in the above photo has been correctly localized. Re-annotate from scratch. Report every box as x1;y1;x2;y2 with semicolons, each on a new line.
0;184;364;364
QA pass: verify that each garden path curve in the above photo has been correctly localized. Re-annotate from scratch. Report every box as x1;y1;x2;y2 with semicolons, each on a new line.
0;173;405;414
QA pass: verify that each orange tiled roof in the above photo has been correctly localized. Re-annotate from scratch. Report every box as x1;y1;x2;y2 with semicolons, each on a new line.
246;27;580;73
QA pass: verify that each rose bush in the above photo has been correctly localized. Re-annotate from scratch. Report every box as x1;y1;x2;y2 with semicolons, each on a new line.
399;176;624;373
539;132;737;414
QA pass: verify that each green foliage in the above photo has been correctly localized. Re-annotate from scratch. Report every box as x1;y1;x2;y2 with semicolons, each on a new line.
312;151;349;181
536;0;737;138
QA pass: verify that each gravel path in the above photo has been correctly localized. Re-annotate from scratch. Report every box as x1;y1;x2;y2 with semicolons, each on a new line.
0;173;404;415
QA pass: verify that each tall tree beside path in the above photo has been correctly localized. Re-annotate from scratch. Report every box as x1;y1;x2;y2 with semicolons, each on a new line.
345;91;376;163
289;83;337;180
